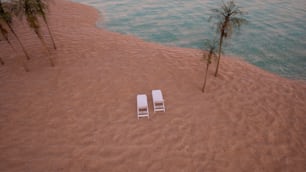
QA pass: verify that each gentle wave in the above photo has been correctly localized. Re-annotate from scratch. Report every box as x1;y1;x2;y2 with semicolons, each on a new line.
72;0;306;80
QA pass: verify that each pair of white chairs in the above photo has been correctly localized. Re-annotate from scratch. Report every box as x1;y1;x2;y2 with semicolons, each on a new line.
137;89;166;119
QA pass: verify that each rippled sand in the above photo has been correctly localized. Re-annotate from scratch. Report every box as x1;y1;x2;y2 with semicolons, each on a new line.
0;0;305;171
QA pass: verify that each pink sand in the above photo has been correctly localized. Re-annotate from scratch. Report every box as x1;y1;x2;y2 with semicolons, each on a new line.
0;0;305;171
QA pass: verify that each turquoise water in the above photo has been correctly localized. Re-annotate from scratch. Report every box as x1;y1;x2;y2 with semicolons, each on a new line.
73;0;306;80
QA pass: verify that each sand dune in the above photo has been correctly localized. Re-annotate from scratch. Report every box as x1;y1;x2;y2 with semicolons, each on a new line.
0;0;305;171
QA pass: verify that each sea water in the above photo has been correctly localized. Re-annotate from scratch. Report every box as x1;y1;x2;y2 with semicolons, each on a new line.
72;0;306;80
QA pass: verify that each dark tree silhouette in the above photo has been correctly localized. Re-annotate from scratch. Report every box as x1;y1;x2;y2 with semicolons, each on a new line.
210;0;247;76
0;23;8;65
0;56;4;65
17;0;54;66
0;0;31;60
0;3;29;71
202;39;218;93
36;0;56;49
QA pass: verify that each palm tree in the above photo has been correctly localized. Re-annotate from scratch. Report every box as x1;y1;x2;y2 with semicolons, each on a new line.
18;0;54;66
1;24;30;70
0;0;31;60
0;23;9;44
36;0;56;49
210;0;247;77
0;56;4;65
0;23;8;65
0;27;4;65
0;22;17;50
202;39;218;93
1;23;30;71
0;2;29;71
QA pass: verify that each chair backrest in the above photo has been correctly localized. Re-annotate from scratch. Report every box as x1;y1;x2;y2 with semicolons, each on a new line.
152;90;163;102
137;94;148;108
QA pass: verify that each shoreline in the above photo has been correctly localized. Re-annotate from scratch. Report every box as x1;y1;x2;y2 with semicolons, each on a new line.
0;0;305;171
73;0;306;81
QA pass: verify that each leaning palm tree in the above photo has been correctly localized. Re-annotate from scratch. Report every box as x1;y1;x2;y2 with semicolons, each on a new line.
17;0;54;66
1;23;30;71
0;0;31;60
0;27;4;65
0;2;29;71
0;23;11;42
0;23;8;65
202;39;218;93
0;22;17;50
0;22;10;44
0;56;4;65
36;0;56;49
210;0;247;77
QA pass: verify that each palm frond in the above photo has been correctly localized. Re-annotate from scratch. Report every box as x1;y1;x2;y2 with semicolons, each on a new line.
36;0;48;19
0;1;13;24
230;17;248;27
209;0;248;76
203;39;219;64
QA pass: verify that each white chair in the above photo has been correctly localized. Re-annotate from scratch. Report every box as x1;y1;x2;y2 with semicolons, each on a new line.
152;90;165;112
137;94;149;119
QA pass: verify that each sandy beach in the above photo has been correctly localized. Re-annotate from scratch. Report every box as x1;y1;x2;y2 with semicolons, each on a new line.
0;0;305;171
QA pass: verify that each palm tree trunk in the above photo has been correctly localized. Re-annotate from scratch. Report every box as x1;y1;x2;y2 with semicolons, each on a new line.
0;56;4;65
2;33;16;51
7;23;31;60
215;32;224;77
36;31;55;67
43;19;56;49
202;63;210;93
3;33;18;52
4;39;30;71
4;38;31;71
1;25;29;71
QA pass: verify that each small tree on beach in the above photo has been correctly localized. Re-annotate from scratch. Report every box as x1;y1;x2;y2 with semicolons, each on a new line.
0;22;10;45
0;23;8;65
0;0;31;60
0;56;4;65
0;22;17;51
210;0;247;77
36;0;56;49
202;39;218;93
0;2;29;71
0;28;4;65
0;23;30;70
17;0;55;66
